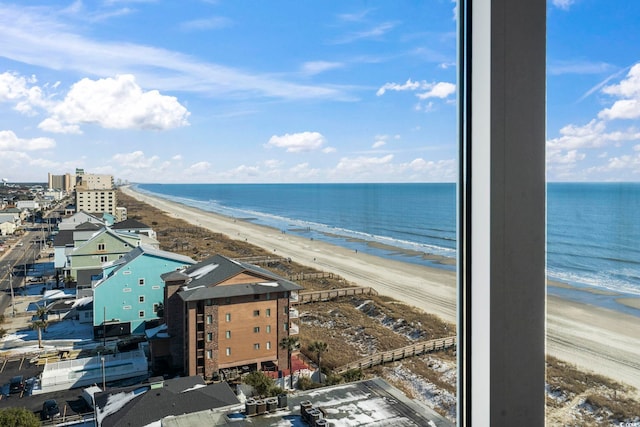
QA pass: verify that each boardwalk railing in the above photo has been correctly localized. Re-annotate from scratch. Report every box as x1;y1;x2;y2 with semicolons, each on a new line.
294;286;378;304
235;256;290;265
286;272;335;281
334;336;457;374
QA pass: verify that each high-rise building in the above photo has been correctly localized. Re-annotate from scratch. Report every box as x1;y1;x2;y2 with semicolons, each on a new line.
75;173;118;216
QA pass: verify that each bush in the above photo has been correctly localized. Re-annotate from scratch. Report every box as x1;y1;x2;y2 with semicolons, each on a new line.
0;407;40;427
341;369;364;383
243;371;284;397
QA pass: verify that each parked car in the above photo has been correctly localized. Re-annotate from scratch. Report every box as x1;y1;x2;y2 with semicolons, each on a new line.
41;399;60;420
9;375;24;394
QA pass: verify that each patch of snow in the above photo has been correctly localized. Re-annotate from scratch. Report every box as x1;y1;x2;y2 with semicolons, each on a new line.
188;264;218;280
181;383;207;393
73;296;93;308
258;282;279;287
96;387;149;425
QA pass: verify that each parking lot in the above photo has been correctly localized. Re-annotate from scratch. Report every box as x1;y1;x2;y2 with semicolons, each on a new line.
0;352;94;421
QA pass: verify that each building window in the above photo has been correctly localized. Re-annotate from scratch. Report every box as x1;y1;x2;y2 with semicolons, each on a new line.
100;255;108;263
266;292;271;300
283;306;288;315
254;343;260;350
97;243;105;251
266;341;271;350
225;313;231;322
207;315;213;324
207;350;212;359
139;295;144;303
253;310;260;317
153;303;159;313
206;299;213;306
138;278;145;286
139;310;144;318
123;305;131;310
254;294;260;300
226;330;231;339
266;325;271;333
253;326;260;333
284;323;288;331
266;308;271;317
207;332;213;342
226;347;231;356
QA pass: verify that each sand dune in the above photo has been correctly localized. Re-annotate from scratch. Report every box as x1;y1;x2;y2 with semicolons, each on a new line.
122;185;640;392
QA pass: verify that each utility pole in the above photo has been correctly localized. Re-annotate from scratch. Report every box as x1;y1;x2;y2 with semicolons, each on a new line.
9;266;15;317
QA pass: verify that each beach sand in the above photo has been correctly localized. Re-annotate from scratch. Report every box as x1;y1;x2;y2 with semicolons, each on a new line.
121;186;640;392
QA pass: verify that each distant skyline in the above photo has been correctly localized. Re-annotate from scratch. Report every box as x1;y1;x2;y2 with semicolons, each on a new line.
1;1;639;183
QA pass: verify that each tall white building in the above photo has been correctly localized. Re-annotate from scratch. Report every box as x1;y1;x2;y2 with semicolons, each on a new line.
75;173;118;216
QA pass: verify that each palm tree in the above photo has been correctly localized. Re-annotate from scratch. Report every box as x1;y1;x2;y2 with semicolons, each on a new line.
30;305;48;348
280;336;300;389
308;341;328;383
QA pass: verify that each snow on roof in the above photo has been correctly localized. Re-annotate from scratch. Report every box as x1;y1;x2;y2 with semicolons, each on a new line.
42;289;75;301
258;282;279;287
188;263;218;280
73;296;93;308
97;387;149;425
180;383;207;393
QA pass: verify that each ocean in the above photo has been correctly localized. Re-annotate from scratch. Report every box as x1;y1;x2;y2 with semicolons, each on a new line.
135;182;640;315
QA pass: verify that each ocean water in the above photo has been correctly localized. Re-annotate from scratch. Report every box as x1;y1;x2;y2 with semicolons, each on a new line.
135;182;640;310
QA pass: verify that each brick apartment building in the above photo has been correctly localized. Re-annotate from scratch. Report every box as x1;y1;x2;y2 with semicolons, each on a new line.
161;255;302;380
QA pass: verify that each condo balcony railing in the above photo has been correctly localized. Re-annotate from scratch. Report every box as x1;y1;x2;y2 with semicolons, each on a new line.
289;308;299;319
289;322;299;335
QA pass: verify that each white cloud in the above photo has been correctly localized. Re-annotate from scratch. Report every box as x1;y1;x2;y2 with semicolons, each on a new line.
335;154;394;174
40;74;190;133
376;79;455;111
300;61;344;76
0;5;349;101
552;0;576;10
0;71;51;114
372;140;386;149
266;132;327;153
322;146;337;154
179;16;232;32
376;79;424;96
598;63;640;120
187;162;211;173
333;22;398;44
417;82;456;99
112;151;160;168
0;130;56;151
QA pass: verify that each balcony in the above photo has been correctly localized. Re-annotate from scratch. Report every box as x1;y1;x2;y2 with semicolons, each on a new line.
289;308;299;319
196;313;204;323
289;291;299;303
289;322;299;335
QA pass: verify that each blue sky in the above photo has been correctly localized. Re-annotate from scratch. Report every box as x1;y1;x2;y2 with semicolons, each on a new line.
1;1;639;183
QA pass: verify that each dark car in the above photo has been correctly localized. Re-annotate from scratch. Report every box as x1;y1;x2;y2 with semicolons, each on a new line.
42;399;60;420
9;375;24;394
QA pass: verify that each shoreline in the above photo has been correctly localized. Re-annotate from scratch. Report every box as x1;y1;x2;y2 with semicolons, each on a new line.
121;185;640;391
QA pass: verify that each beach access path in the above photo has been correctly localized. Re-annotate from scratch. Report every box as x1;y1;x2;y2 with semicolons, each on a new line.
121;186;640;393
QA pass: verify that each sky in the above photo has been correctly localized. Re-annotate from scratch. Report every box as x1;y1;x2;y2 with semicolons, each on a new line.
1;1;639;184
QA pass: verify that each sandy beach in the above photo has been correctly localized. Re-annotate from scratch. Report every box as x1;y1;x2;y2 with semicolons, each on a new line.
121;186;640;392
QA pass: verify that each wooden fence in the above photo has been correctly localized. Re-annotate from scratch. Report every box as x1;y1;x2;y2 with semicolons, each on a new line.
294;286;378;304
334;336;457;374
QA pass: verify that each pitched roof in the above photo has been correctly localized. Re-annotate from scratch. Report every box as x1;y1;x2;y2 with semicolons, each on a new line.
75;221;103;231
166;254;302;302
94;376;239;427
52;229;74;247
111;218;151;230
